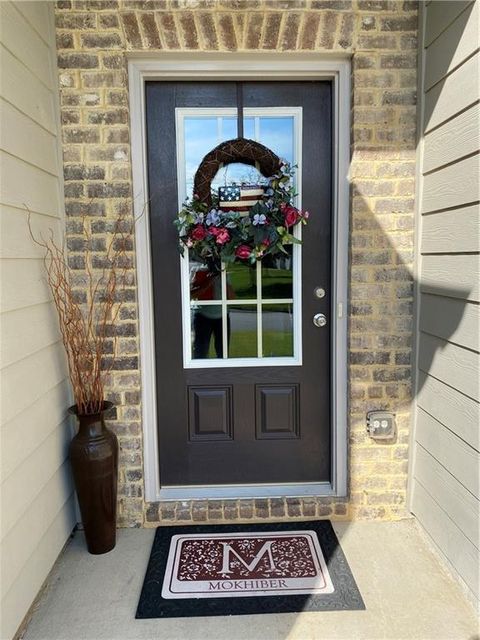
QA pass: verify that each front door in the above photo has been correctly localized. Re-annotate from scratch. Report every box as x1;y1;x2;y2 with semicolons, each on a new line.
146;81;332;487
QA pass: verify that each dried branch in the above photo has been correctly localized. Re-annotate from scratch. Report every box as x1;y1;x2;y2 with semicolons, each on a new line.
27;206;136;415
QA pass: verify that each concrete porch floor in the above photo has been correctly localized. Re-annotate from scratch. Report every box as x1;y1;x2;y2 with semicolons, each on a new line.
22;520;478;640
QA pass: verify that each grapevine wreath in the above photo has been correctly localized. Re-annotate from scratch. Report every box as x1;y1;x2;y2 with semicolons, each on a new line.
174;138;309;269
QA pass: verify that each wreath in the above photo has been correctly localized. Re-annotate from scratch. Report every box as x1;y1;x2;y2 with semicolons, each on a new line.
174;138;309;268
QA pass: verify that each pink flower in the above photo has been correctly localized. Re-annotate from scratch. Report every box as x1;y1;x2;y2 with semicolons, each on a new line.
235;245;252;260
190;225;207;241
214;228;230;244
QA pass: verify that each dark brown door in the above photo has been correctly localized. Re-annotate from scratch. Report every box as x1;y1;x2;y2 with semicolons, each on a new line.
146;82;332;486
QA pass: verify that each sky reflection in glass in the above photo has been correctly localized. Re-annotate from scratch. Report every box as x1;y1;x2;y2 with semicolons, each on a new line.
183;115;294;198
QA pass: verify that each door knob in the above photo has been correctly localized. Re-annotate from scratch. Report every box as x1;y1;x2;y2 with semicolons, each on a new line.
313;313;327;327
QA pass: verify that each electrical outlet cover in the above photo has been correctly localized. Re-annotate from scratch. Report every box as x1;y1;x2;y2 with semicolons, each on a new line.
366;411;396;440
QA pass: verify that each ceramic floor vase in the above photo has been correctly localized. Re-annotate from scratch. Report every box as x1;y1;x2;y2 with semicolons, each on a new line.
69;402;118;554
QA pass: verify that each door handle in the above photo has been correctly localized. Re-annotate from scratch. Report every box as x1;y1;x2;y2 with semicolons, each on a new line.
313;313;327;327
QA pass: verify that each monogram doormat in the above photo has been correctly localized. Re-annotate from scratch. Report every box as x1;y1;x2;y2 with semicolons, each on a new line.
136;521;364;618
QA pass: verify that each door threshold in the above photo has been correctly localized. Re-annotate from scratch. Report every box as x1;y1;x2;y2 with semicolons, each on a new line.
158;482;334;501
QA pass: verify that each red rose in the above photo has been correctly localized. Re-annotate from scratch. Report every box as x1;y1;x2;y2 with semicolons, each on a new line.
235;245;252;260
215;228;230;245
190;225;207;241
282;204;300;227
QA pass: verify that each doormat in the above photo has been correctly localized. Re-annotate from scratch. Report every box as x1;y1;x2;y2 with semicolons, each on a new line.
136;521;364;619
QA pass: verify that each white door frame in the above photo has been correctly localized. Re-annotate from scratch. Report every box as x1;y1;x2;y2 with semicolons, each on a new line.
128;53;351;502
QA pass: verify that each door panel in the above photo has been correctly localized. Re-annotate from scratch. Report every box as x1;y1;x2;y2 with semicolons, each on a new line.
146;82;332;486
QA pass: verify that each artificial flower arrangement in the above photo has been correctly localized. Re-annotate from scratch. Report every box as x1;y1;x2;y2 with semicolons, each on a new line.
174;162;309;268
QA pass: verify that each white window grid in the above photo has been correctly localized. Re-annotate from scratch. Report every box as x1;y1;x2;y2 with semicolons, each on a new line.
175;107;303;368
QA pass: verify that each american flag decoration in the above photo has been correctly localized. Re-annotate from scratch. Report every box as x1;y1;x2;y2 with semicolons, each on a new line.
218;185;265;213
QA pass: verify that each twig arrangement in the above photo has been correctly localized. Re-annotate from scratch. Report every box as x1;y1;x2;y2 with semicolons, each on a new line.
28;208;134;416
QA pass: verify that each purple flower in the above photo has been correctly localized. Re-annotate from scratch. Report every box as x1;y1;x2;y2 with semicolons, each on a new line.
205;209;220;226
252;213;267;226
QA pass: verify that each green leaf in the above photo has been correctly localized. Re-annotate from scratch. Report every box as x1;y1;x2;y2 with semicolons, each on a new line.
275;242;289;255
283;233;301;244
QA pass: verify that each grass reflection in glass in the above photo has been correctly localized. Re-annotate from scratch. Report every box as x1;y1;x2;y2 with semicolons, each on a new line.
228;305;257;358
261;249;293;299
226;262;257;300
262;304;294;357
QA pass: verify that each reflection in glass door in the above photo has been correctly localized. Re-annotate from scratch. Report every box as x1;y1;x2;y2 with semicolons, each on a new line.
176;107;303;368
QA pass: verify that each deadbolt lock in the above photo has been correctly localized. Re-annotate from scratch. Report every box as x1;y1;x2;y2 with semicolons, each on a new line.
314;287;326;299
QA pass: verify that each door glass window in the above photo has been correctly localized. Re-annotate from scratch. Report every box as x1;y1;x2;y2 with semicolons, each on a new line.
176;107;302;368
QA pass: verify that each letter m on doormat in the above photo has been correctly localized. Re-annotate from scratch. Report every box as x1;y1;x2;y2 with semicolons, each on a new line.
218;541;276;575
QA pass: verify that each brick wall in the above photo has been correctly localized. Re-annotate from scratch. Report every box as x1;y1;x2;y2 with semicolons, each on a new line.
54;0;417;527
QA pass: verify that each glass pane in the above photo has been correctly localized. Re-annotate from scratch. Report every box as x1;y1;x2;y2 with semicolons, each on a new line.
184;117;218;198
228;305;258;358
243;117;255;139
179;108;301;366
262;304;294;357
191;305;224;359
222;117;238;140
226;262;257;300
213;163;265;193
259;117;294;164
261;248;293;299
189;261;222;302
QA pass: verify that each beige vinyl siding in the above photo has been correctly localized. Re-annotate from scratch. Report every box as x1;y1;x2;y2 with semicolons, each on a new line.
0;3;76;638
410;0;480;604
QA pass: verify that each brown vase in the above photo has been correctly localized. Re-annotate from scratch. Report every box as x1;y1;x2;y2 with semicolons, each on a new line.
68;402;118;554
